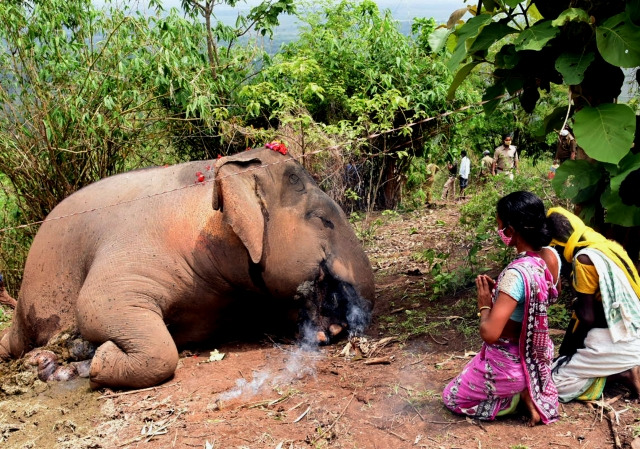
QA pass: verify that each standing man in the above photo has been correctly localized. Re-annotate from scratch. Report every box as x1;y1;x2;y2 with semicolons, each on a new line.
441;158;457;202
479;150;493;182
492;134;519;179
554;128;577;164
459;150;471;199
425;158;439;206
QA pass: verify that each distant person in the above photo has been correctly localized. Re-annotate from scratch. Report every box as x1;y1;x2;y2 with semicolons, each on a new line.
492;134;519;179
554;129;577;164
479;150;493;181
459;150;470;198
441;159;457;202
443;191;560;425
425;159;439;206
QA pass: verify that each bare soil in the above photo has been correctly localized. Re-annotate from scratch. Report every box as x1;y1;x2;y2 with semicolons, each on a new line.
2;202;640;449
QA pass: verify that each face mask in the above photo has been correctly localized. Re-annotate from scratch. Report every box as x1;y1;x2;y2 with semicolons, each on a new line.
498;227;512;246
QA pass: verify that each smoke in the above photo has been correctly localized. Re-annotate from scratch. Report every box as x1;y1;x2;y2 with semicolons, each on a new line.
342;283;371;336
347;302;369;336
215;274;372;404
217;370;271;402
216;323;320;404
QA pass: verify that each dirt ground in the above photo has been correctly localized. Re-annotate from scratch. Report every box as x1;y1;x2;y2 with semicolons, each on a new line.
1;201;640;449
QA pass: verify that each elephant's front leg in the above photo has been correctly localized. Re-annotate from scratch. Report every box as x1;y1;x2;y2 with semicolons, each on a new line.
76;287;178;390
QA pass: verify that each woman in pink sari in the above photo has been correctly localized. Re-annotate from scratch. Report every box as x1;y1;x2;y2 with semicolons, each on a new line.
443;191;561;425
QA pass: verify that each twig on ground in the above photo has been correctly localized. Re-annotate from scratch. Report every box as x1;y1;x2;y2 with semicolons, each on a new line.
311;391;355;444
364;420;408;441
466;417;488;432
405;399;425;421
293;406;311;423
400;353;434;369
98;381;180;399
429;333;449;345
607;409;623;449
548;442;572;447
388;430;408;441
363;356;392;365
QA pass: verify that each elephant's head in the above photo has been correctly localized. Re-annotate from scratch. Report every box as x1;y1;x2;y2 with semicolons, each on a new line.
212;146;375;343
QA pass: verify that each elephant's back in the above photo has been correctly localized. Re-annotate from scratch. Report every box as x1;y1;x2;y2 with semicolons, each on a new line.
14;160;217;345
50;161;216;214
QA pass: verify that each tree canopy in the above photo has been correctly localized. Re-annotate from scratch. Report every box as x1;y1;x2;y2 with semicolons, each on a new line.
439;0;639;225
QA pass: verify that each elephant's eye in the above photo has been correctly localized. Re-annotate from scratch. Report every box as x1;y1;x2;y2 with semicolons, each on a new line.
288;173;305;192
306;211;334;229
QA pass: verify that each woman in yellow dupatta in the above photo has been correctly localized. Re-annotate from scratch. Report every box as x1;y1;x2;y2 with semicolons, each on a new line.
547;207;640;401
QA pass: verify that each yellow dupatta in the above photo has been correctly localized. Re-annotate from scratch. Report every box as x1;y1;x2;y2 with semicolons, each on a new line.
547;206;640;300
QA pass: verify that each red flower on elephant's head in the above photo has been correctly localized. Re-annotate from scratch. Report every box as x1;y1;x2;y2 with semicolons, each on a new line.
265;141;288;155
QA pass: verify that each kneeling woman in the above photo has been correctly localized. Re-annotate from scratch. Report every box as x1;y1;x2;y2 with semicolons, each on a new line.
442;191;561;425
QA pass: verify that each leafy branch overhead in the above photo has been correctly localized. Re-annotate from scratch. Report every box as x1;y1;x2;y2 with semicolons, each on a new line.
441;0;640;226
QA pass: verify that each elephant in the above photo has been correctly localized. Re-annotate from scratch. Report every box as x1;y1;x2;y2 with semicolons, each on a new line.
0;146;375;389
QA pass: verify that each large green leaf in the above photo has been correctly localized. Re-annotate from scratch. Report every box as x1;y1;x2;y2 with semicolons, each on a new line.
447;14;493;71
596;12;640;68
494;44;520;69
482;83;505;115
468;22;517;53
537;106;567;137
551;8;590;27
555;51;594;84
428;27;451;53
602;180;640;226
514;20;560;51
601;152;640;225
551;160;603;204
503;0;522;7
483;0;498;13
573;104;636;164
447;61;479;100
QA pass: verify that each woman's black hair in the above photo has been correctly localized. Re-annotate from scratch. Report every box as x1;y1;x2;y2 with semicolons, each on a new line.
496;191;552;249
546;211;574;244
502;133;512;141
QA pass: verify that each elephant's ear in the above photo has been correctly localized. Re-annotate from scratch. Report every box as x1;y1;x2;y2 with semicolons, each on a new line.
212;155;265;264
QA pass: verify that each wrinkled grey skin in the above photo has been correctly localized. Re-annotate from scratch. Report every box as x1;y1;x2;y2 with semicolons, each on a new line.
0;147;375;389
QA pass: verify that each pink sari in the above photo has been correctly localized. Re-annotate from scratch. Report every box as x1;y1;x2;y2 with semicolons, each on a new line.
442;253;560;423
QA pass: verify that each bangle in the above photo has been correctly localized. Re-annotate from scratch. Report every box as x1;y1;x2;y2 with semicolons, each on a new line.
477;306;492;317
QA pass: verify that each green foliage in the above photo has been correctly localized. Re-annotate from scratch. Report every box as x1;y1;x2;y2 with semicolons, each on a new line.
0;0;294;288
548;303;571;330
349;212;382;245
238;0;467;210
444;0;640;228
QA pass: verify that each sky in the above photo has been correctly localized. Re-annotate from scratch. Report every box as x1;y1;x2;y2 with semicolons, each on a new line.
94;0;473;25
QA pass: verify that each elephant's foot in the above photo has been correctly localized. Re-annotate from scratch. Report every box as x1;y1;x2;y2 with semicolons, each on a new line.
89;340;178;390
24;349;88;382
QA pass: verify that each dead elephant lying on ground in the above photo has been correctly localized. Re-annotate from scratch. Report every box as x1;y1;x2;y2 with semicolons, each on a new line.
0;146;375;390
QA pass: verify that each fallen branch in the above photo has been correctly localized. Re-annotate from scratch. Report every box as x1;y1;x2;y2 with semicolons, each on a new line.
363;356;392;365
